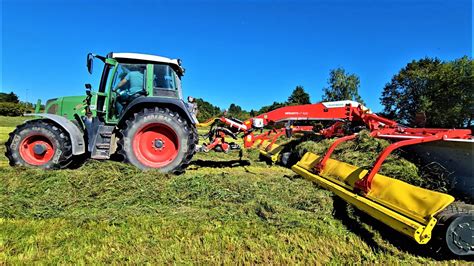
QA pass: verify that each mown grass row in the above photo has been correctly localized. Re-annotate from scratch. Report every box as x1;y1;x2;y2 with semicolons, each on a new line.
1;159;441;264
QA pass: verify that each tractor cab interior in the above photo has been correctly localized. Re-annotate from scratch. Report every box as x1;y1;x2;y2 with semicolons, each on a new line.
152;64;180;98
110;63;147;117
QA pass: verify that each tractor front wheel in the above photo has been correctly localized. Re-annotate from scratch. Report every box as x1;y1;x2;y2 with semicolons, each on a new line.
5;120;73;169
117;107;196;173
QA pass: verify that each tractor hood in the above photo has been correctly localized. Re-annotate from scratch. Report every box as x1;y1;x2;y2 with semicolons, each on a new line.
43;95;93;120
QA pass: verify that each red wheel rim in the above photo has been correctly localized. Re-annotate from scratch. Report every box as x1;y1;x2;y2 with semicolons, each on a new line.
19;134;55;165
132;123;180;168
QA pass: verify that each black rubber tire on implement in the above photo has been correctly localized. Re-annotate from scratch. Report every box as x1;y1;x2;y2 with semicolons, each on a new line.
434;202;473;257
117;107;196;174
5;119;73;169
280;151;300;167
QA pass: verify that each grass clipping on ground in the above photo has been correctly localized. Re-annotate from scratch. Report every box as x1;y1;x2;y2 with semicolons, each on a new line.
0;124;467;264
294;130;452;193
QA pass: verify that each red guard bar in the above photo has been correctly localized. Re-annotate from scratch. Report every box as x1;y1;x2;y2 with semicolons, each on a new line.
355;129;472;193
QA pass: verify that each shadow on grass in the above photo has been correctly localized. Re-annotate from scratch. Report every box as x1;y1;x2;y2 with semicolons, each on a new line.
280;174;304;181
190;159;251;168
332;196;388;253
331;196;450;260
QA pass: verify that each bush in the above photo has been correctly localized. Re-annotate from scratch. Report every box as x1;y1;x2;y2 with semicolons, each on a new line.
0;102;26;116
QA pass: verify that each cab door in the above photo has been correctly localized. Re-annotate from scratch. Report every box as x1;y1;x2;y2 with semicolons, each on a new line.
106;63;147;122
96;58;118;120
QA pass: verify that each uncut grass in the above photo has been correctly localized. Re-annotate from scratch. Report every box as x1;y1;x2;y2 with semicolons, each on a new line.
0;124;463;263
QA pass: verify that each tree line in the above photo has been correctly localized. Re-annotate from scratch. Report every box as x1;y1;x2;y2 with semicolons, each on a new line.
196;56;472;129
0;92;40;116
380;56;472;128
2;56;471;129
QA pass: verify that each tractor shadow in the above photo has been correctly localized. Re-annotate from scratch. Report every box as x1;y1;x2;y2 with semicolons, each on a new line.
331;196;448;260
190;159;251;168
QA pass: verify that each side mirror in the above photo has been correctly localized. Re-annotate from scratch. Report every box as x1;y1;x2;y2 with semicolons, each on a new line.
86;53;94;74
85;84;92;96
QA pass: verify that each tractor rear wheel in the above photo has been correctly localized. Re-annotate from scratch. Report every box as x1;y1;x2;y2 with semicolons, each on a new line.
117;107;196;174
5;120;73;169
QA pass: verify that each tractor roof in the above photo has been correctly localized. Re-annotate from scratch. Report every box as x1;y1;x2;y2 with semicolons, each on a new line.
107;52;185;75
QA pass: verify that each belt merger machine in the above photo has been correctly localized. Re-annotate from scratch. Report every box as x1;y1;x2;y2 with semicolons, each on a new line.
203;100;473;257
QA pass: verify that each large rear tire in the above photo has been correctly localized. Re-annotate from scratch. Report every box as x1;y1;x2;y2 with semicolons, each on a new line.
5;120;73;169
117;107;196;174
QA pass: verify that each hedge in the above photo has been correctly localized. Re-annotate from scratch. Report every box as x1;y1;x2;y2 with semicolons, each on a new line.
0;102;27;116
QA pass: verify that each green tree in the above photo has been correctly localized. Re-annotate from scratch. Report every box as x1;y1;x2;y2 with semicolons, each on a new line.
228;103;242;114
380;57;473;128
257;101;286;114
287;85;311;105
0;102;25;116
227;103;250;120
0;92;20;103
195;98;222;122
249;109;257;117
322;68;364;104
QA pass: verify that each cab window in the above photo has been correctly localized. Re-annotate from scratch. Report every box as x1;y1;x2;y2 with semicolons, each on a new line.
153;64;178;90
112;64;146;93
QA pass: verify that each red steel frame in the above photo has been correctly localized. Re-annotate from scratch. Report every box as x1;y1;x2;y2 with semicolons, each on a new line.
354;128;471;193
204;130;230;152
243;125;314;150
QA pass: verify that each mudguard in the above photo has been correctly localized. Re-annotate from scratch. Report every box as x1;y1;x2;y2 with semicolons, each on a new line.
119;97;198;125
25;113;86;155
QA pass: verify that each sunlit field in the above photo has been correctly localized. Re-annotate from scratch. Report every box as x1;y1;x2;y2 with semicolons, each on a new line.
0;117;467;264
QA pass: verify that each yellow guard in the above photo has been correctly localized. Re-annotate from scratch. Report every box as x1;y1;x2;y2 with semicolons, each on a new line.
292;152;454;244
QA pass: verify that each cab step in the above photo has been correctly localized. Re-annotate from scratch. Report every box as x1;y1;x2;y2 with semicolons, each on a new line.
91;125;115;160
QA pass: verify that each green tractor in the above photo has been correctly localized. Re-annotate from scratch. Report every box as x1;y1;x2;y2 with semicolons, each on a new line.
5;52;198;173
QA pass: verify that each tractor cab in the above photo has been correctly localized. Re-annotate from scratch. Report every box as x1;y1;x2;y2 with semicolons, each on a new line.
87;52;186;122
10;52;197;173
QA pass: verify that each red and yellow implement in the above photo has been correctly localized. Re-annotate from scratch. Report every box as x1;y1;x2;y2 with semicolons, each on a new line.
207;100;473;256
292;152;453;244
197;117;219;127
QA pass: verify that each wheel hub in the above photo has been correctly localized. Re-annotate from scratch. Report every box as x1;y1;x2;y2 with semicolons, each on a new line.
154;139;164;150
447;215;473;256
132;123;180;168
33;144;47;155
19;135;55;165
451;221;472;251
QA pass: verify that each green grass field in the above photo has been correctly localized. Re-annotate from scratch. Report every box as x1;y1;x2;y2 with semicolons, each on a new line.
0;117;467;263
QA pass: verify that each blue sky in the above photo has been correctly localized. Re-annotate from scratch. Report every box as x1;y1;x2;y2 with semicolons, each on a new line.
1;0;472;112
